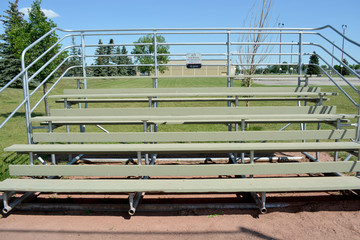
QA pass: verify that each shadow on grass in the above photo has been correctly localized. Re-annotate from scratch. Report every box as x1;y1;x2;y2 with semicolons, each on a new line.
0;152;29;181
0;112;44;119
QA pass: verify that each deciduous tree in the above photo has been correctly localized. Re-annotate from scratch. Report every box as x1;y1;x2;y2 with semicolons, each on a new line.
131;34;169;75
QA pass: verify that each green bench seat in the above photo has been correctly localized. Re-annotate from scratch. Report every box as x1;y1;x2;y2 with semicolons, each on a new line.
32;129;357;143
55;96;328;104
0;177;359;193
5;142;360;154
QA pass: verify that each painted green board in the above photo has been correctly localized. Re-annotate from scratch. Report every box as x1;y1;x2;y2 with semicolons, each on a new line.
9;162;360;177
33;113;351;123
32;129;357;143
5;142;360;154
51;92;334;98
49;106;337;117
0;177;359;193
55;97;326;104
63;87;321;94
33;115;352;125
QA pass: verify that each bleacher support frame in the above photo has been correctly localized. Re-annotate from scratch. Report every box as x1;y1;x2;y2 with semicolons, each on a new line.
0;26;360;215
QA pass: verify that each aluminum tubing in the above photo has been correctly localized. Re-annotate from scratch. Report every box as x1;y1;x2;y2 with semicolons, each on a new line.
2;192;35;214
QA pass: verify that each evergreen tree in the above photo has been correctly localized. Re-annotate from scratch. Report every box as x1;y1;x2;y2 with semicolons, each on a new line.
340;59;351;76
105;39;116;76
93;39;106;76
307;52;320;75
131;34;169;75
113;46;135;76
67;36;82;76
0;0;26;87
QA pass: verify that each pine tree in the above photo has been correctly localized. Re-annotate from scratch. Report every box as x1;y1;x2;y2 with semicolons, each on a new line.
0;0;26;87
340;59;351;76
113;46;135;76
105;39;116;76
67;36;82;76
307;52;320;76
93;39;106;76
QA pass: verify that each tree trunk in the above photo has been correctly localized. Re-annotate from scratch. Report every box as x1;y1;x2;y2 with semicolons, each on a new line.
43;82;49;116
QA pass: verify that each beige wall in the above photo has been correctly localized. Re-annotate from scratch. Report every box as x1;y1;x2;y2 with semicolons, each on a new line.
157;60;235;76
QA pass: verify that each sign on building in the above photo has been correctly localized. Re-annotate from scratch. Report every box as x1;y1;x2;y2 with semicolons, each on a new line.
186;53;202;69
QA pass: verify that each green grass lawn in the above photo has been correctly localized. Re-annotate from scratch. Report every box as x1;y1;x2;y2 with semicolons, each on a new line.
0;77;359;180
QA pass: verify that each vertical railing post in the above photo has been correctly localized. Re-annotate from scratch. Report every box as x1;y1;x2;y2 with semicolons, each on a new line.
153;30;158;89
80;32;87;132
226;31;232;88
152;30;158;132
21;51;34;164
81;32;88;90
298;31;303;86
226;31;233;134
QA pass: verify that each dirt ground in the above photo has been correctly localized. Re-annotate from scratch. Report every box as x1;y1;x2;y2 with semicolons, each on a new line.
0;152;359;240
0;193;359;240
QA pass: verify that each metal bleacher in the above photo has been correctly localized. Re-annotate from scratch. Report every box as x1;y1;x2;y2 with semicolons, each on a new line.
0;26;360;215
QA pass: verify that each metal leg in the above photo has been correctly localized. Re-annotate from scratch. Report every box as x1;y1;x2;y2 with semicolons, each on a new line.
29;152;34;165
48;121;56;165
249;150;254;178
128;193;136;215
250;192;267;214
241;119;245;164
260;192;267;214
316;123;321;161
334;119;341;161
2;192;35;215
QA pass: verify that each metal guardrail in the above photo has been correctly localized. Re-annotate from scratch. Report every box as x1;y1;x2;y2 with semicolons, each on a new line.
0;26;359;146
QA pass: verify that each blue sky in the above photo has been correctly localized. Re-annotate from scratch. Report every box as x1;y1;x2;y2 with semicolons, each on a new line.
0;0;359;65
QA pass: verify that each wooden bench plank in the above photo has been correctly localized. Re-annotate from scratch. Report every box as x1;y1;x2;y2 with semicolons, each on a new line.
32;130;357;143
5;142;360;154
0;177;359;193
9;162;360;177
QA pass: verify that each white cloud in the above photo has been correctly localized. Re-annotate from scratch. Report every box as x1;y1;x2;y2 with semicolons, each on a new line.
41;9;60;18
20;7;60;19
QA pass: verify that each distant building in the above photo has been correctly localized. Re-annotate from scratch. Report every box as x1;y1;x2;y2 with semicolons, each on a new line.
136;59;236;76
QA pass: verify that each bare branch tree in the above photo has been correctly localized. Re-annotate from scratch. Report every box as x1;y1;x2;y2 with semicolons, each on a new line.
238;0;276;87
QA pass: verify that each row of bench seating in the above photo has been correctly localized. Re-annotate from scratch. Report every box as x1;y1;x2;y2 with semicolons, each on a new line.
1;86;360;215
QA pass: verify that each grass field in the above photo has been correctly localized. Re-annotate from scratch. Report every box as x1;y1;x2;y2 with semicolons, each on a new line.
0;77;359;180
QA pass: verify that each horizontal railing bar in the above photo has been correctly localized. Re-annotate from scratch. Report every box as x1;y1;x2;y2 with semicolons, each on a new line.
85;54;152;58
30;65;81;113
84;43;152;48
76;31;318;36
230;42;301;46
62;75;304;80
55;25;349;32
